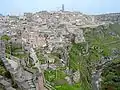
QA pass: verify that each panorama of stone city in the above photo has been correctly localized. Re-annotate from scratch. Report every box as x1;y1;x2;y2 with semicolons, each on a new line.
0;4;120;90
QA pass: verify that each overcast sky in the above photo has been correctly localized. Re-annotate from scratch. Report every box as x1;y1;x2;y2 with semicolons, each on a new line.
0;0;120;15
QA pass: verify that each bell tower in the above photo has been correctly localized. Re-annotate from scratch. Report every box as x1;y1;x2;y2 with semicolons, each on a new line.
62;4;64;11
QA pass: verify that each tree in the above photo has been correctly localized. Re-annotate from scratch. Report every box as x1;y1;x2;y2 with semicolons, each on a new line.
0;35;10;41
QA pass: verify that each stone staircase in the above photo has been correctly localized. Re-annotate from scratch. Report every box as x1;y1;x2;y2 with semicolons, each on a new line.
27;79;36;90
45;80;56;90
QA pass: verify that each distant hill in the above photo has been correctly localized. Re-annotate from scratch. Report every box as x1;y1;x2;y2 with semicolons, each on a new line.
94;13;120;23
0;14;3;16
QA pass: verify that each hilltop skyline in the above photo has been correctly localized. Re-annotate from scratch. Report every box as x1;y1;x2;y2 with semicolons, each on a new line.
0;0;120;15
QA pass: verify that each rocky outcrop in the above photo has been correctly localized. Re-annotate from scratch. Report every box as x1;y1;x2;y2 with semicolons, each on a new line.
0;40;56;90
0;40;36;90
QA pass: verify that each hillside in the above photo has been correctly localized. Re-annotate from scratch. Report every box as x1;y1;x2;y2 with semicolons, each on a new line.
0;11;120;90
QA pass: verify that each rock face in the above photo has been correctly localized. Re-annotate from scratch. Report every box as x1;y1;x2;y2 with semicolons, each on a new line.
0;41;36;90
